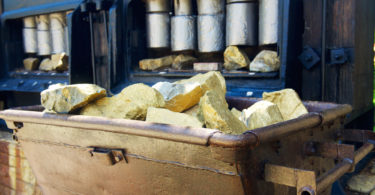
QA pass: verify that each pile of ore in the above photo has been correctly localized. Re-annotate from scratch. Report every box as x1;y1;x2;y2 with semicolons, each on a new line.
139;47;280;72
23;53;68;72
40;71;307;135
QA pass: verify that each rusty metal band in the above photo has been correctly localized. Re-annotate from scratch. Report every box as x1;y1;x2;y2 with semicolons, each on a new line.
245;130;260;148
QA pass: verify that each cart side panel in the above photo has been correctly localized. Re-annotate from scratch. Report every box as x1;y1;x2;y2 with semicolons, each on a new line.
20;140;245;195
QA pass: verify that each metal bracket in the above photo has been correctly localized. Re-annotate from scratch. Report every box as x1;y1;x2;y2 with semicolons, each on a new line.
299;46;320;70
265;164;317;195
329;48;347;65
303;142;355;160
88;147;127;166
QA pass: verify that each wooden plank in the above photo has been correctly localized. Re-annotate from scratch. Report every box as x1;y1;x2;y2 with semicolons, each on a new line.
352;0;375;113
301;0;323;101
0;178;41;195
302;0;374;124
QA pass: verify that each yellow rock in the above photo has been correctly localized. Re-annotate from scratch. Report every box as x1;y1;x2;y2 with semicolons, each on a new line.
184;105;200;117
51;53;69;71
146;107;203;128
224;46;250;70
23;58;39;71
231;108;242;120
250;50;280;72
39;58;52;71
262;89;308;121
80;83;165;120
347;174;375;194
241;100;284;130
39;53;68;72
175;71;226;98
152;81;203;112
41;84;106;114
139;55;177;70
172;54;197;70
199;90;248;134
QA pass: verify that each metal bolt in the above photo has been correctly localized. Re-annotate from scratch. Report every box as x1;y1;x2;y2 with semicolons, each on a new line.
114;155;122;162
304;55;313;62
334;54;342;60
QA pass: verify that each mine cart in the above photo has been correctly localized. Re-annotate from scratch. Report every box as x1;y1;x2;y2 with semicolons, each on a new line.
0;97;374;194
0;0;374;194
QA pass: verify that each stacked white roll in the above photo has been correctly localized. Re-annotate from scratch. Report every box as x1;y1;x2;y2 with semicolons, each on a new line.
259;0;278;45
23;16;37;54
171;0;196;51
146;0;170;49
50;12;66;54
197;0;225;52
36;15;51;56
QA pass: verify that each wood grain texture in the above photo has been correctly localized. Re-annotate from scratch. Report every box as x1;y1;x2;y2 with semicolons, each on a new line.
302;0;375;124
301;0;323;101
0;138;41;195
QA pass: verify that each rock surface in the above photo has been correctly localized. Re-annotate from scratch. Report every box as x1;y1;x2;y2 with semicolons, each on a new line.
263;89;308;121
347;174;375;193
41;84;106;113
152;81;203;112
80;83;165;120
231;108;242;120
23;58;40;71
146;107;203;128
224;46;250;70
39;53;69;72
175;71;226;98
249;50;280;72
139;55;177;70
172;54;197;70
184;105;200;117
199;90;247;134
241;100;284;130
194;62;222;71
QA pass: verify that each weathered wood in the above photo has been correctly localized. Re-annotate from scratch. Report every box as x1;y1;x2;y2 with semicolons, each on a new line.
301;0;323;101
302;0;375;125
0;138;41;195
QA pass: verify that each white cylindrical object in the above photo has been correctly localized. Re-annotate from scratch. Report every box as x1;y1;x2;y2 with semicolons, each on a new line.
36;15;51;55
171;16;196;51
50;13;66;54
23;17;37;53
197;0;225;15
146;0;170;12
226;2;257;46
197;14;225;52
146;13;170;48
174;0;193;16
259;0;278;45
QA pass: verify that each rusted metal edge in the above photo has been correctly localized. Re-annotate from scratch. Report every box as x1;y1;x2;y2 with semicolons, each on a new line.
208;113;322;148
0;109;219;146
0;102;352;149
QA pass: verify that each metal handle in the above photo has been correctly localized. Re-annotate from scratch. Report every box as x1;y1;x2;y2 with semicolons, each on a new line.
88;147;127;166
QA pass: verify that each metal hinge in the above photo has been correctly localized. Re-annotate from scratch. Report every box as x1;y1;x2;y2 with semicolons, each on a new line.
299;46;321;70
328;48;353;65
